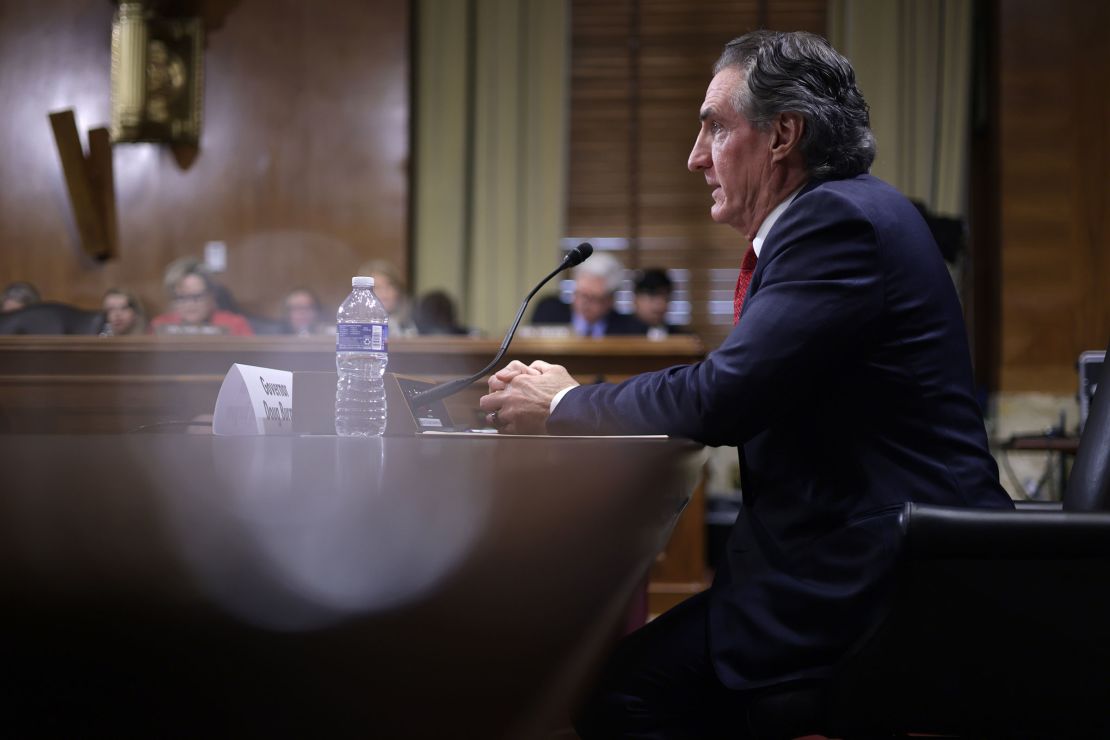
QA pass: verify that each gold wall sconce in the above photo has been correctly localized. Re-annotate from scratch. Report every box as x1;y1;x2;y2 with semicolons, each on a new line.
110;1;204;145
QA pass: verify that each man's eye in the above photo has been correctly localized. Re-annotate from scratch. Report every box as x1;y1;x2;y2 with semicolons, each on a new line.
711;121;723;134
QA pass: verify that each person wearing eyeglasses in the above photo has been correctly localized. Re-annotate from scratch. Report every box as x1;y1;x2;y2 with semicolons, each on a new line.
150;259;253;336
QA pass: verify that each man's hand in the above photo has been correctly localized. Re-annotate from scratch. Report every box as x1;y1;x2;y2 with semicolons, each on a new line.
479;360;579;435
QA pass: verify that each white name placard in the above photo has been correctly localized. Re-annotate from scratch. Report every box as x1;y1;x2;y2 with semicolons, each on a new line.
212;363;295;436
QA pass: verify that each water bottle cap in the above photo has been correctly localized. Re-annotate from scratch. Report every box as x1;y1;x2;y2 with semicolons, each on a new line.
352;276;375;288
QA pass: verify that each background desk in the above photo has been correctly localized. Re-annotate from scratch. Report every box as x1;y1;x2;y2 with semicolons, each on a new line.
0;334;704;433
1000;434;1081;500
0;433;704;738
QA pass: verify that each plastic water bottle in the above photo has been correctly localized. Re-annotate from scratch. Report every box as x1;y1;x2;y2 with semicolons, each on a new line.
335;276;389;436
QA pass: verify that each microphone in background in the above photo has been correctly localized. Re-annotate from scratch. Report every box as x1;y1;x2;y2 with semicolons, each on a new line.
406;242;593;411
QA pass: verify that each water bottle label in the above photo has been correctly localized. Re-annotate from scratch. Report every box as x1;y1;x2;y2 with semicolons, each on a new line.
336;322;389;352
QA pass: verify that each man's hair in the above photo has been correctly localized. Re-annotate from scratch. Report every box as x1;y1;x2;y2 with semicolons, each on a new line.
714;30;875;179
1;281;41;307
634;268;673;296
573;252;625;294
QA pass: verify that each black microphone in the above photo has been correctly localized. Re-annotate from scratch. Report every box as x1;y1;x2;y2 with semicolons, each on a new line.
406;242;594;410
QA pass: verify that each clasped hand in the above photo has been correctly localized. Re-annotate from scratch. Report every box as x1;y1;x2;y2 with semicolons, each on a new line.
478;360;578;435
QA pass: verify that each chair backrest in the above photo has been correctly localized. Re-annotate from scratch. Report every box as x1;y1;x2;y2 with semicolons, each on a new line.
1065;337;1110;512
0;303;105;335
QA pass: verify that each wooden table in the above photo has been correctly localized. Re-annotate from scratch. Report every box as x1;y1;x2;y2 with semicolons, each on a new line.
0;433;704;738
0;334;711;624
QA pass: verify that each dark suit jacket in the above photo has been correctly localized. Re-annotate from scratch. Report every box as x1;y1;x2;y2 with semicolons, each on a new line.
530;296;647;336
547;175;1012;690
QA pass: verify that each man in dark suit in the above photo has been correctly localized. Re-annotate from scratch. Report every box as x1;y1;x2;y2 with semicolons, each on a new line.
530;251;647;336
481;30;1011;738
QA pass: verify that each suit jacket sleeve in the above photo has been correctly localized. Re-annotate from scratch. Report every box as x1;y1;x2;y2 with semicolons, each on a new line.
548;191;885;446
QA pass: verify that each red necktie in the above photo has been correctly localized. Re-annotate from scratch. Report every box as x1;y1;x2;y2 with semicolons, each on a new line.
733;243;757;325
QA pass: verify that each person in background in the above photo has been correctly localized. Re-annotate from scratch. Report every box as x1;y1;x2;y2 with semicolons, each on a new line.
1;282;41;313
414;290;471;336
530;252;645;336
101;288;146;335
150;260;253;336
633;268;687;337
281;288;329;336
357;259;418;336
160;256;245;315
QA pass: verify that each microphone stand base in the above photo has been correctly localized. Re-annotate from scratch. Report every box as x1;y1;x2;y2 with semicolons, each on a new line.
386;372;458;435
289;372;456;437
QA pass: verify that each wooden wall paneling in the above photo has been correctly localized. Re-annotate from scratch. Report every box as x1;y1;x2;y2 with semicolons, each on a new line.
566;0;827;349
968;0;1002;396
637;1;763;346
997;0;1110;393
566;0;634;239
0;0;409;324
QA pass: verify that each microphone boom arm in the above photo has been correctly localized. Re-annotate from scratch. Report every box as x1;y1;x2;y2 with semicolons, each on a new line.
405;244;592;410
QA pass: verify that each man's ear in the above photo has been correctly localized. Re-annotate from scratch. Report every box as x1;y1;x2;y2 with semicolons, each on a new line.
770;112;805;163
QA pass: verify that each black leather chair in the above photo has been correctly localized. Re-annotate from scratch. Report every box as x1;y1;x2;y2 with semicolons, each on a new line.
0;303;105;335
750;338;1110;739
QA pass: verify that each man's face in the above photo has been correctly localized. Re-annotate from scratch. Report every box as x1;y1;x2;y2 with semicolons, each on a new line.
688;67;775;236
635;291;670;327
572;274;613;325
174;273;215;325
103;293;137;335
284;291;319;333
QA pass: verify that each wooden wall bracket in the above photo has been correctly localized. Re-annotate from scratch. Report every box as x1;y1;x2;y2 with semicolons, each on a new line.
48;109;117;261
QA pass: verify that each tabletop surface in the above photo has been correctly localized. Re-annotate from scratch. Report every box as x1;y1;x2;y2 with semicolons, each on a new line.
0;433;704;738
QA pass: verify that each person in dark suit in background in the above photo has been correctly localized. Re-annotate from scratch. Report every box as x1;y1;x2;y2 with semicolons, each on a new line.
530;251;646;336
481;30;1011;738
633;268;688;337
414;289;472;336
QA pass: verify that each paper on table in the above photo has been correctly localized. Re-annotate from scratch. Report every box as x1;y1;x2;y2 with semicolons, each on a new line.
212;363;294;436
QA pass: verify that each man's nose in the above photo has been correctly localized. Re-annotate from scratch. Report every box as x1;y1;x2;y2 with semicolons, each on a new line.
688;131;710;172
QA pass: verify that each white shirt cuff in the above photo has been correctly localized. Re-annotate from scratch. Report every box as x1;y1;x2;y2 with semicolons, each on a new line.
550;385;575;414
